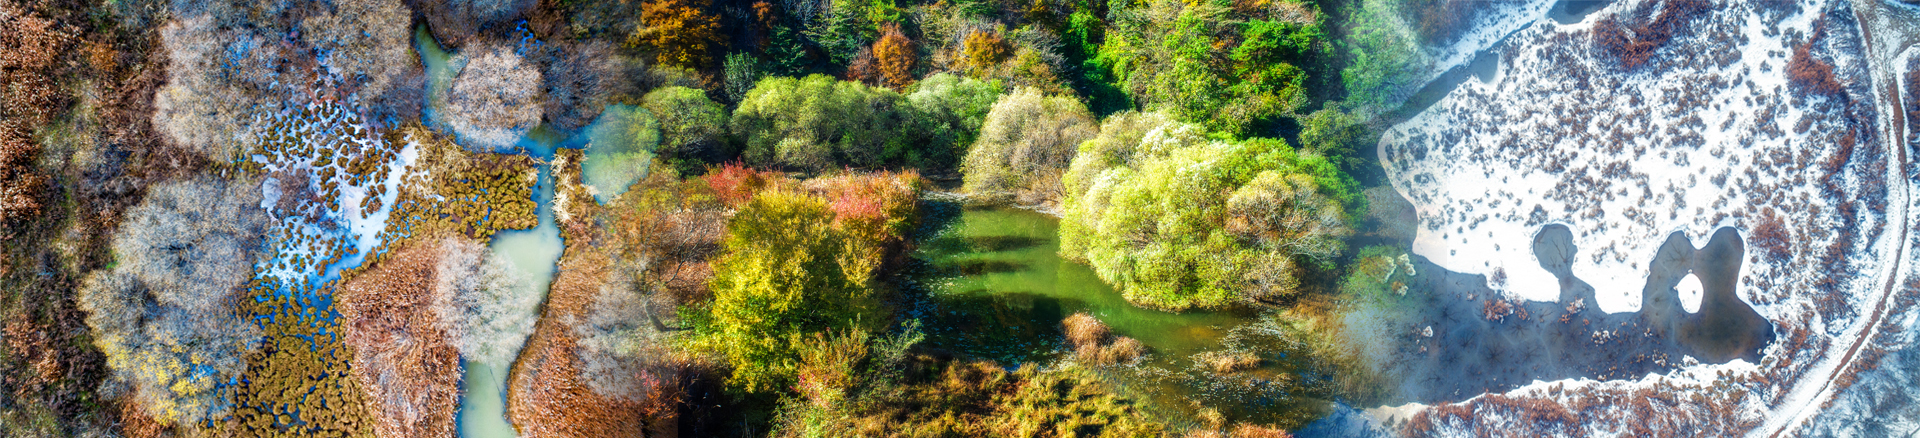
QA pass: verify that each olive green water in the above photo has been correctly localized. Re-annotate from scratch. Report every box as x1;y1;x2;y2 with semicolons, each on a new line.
910;204;1252;364
907;203;1339;428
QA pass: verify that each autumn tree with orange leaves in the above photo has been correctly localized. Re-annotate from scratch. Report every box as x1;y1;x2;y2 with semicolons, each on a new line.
872;24;915;89
630;0;724;69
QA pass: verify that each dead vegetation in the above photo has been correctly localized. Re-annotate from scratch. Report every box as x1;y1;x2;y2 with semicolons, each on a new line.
337;242;462;438
1590;0;1713;70
1063;312;1147;365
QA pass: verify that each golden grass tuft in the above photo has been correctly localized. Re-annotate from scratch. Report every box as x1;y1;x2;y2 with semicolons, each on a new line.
1063;312;1146;365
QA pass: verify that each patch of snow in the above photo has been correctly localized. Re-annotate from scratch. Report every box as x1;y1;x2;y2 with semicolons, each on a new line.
1676;273;1703;313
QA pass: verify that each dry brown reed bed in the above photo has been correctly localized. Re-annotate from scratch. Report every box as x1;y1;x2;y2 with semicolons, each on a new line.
506;247;670;437
506;152;708;437
337;242;462;438
1064;312;1146;365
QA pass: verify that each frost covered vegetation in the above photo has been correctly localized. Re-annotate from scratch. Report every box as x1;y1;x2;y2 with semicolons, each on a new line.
5;0;1857;435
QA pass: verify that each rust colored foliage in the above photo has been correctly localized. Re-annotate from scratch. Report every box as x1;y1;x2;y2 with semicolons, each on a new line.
964;30;1011;71
703;161;783;208
1590;0;1711;70
0;2;73;223
873;24;916;89
337;242;463;438
1788;40;1844;97
631;0;724;69
1750;207;1792;263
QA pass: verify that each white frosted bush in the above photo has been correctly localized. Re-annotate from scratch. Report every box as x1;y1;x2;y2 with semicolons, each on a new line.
78;176;267;424
571;270;678;401
434;238;540;368
447;44;545;151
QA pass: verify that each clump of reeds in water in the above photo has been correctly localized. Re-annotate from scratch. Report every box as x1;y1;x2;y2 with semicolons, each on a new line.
1063;312;1145;365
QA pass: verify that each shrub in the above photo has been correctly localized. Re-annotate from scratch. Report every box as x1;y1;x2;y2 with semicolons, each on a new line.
435;238;540;368
1193;351;1262;374
1787;40;1844;98
572;267;682;402
700;190;884;392
337;242;462;438
1060;113;1355;309
447;43;545;150
964;29;1012;71
776;360;1168;437
0;125;44;224
641;86;728;165
1098;0;1319;133
1297;106;1374;175
905;73;1004;172
538;41;630;131
1589;0;1711;70
298;0;413;101
151;13;296;161
630;0;724;69
961;87;1097;207
418;0;534;48
1340;0;1426;111
77;176;267;425
1062;312;1146;365
729;75;916;171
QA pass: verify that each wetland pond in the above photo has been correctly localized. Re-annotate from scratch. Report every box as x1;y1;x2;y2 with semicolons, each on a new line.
903;201;1344;428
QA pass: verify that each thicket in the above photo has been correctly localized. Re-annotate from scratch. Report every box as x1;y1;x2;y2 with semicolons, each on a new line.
773;354;1168;437
695;170;922;393
435;238;541;368
447;42;547;150
337;242;462;438
1340;0;1426;111
0;2;70;223
641;85;730;172
1096;0;1323;134
732;74;990;171
77;176;268;425
1590;0;1712;70
1061;112;1355;310
961;86;1098;207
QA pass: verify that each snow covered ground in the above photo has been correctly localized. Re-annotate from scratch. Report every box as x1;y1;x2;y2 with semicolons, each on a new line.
1376;0;1919;435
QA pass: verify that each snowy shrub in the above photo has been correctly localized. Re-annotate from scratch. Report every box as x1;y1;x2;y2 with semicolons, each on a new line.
77;176;267;424
447;43;546;150
960;87;1096;207
435;238;540;368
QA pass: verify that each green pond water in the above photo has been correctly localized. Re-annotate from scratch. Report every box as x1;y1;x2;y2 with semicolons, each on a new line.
907;202;1337;428
910;204;1252;365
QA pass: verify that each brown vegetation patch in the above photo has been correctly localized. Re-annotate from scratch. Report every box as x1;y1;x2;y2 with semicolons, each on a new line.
1063;312;1147;365
338;243;463;438
1194;351;1263;374
1590;0;1713;70
1787;30;1844;98
231;288;374;437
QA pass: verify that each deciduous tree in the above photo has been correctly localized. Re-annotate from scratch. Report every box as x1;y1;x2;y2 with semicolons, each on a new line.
447;43;546;150
78;176;267;424
630;0;724;69
961;87;1096;207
